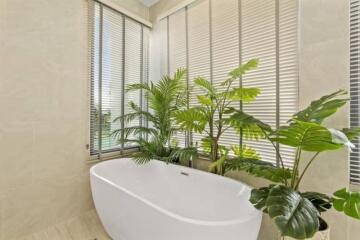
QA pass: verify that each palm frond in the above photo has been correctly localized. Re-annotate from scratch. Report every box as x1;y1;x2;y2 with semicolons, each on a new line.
225;158;292;183
126;83;151;92
173;108;208;133
231;145;261;159
170;147;198;163
224;108;272;140
228;59;259;80
194;77;216;96
226;87;261;102
130;151;153;164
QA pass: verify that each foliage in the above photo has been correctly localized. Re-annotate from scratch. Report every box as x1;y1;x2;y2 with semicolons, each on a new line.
333;188;360;219
174;59;260;174
292;89;348;124
269;120;354;152
301;192;332;213
251;185;320;239
225;89;360;239
112;69;197;164
225;157;292;183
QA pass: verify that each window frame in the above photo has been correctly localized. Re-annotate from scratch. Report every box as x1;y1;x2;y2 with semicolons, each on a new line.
89;1;150;159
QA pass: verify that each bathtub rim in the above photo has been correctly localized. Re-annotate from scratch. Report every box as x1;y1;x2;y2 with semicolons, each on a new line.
90;158;262;226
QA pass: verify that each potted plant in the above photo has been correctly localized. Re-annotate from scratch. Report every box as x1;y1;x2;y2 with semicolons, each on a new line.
174;59;261;174
223;89;360;239
112;69;197;164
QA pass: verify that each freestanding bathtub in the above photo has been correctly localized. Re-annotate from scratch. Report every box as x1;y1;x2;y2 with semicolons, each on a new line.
90;158;262;240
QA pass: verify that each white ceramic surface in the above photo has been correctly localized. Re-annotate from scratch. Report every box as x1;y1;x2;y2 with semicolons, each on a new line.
90;158;262;240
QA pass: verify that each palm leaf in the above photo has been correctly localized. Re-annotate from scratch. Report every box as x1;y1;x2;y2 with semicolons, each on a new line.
170;147;198;163
227;59;259;80
131;151;153;164
270;120;353;152
225;158;292;183
126;83;151;92
174;108;208;133
194;77;216;96
333;188;360;220
224;108;272;140
226;87;261;102
292;89;348;124
231;145;261;159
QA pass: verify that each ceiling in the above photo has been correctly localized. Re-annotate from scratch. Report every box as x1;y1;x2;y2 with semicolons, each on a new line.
138;0;160;7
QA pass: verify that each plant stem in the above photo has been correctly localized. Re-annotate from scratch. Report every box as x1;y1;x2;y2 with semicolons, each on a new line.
294;152;320;190
291;147;302;189
260;129;288;186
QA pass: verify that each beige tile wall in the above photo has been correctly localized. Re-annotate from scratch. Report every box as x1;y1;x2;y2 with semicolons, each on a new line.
298;0;360;239
0;0;149;239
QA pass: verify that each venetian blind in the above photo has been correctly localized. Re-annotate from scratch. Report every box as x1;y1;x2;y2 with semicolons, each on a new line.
158;0;298;166
89;1;150;156
350;0;360;183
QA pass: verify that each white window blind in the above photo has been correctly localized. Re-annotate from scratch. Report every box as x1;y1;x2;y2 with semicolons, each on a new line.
169;9;187;147
187;0;211;148
158;0;298;166
89;1;150;156
350;0;360;184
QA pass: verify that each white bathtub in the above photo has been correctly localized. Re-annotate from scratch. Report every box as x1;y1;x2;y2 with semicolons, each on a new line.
90;158;262;240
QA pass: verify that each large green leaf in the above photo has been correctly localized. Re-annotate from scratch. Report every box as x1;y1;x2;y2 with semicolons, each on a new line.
292;90;348;124
250;186;274;213
225;158;292;183
228;59;259;80
224;108;272;140
173;108;208;133
333;188;360;220
231;145;260;159
301;192;332;213
194;77;216;96
270;120;353;152
266;185;320;239
197;95;214;106
169;147;198;163
226;87;261;102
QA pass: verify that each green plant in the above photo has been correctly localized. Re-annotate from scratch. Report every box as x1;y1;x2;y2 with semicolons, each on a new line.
112;69;197;164
174;59;260;174
226;89;360;239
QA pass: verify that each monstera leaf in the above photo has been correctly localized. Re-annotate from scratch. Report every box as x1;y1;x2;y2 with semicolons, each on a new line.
225;158;291;183
224;108;272;140
251;185;320;239
292;90;348;124
301;192;332;213
270;120;353;152
333;188;360;220
250;185;274;213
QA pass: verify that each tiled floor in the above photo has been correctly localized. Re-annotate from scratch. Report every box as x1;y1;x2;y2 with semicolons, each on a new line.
16;210;110;240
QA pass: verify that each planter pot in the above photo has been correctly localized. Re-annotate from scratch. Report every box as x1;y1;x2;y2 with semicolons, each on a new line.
283;228;330;240
282;219;330;240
